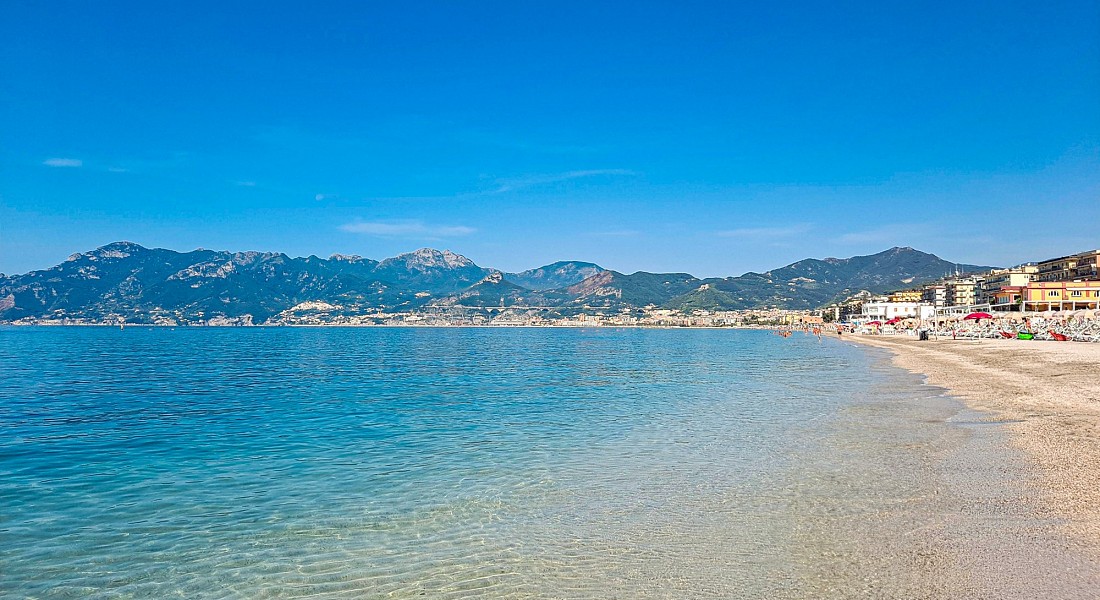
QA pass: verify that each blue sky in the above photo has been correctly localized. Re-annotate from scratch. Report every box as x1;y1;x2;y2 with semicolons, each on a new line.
2;1;1097;277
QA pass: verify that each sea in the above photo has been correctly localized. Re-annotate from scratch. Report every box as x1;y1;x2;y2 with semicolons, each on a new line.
0;326;1050;598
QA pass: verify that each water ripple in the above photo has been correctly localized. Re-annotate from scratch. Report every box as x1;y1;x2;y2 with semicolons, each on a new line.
1;327;966;598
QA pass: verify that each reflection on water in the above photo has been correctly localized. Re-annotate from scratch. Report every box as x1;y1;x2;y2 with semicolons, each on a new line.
0;327;1063;598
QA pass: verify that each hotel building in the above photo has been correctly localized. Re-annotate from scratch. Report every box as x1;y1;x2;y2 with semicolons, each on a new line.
1019;280;1100;312
1036;250;1100;283
1073;250;1100;280
978;266;1038;305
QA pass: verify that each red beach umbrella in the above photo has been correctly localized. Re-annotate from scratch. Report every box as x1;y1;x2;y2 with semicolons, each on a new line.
866;320;883;326
884;317;903;325
963;312;993;321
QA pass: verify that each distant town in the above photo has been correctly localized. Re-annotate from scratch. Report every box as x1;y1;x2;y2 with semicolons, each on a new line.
830;248;1100;325
262;245;1098;329
189;247;1100;328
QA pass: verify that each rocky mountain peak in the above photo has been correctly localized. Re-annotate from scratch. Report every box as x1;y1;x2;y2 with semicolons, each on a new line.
69;241;149;261
504;260;605;291
567;270;615;295
100;241;145;251
229;251;277;266
394;248;475;270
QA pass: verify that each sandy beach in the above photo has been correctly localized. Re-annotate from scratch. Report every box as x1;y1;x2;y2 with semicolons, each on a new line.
848;335;1100;561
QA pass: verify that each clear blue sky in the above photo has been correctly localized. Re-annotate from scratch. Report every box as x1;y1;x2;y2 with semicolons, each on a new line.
2;1;1097;277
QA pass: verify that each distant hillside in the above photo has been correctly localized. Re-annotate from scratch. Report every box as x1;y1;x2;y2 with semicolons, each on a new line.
666;247;994;311
504;261;604;291
0;243;995;324
436;272;532;307
0;243;489;324
556;270;701;309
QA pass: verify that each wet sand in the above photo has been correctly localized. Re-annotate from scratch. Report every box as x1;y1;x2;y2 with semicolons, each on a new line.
846;334;1100;597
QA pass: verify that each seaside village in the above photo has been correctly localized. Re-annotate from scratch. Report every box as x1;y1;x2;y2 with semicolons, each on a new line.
260;248;1099;339
361;247;1097;340
825;248;1100;342
37;248;1098;340
407;248;1100;336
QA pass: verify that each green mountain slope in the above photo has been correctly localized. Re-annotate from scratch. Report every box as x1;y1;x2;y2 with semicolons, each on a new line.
0;243;997;323
504;261;604;291
666;247;993;310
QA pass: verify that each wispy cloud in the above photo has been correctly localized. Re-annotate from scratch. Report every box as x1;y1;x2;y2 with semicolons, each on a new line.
43;158;82;168
491;169;636;193
235;180;257;187
717;223;813;239
340;220;476;238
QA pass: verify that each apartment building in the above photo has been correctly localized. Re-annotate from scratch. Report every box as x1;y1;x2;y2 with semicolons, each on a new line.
921;285;946;307
978;266;1038;304
887;289;922;303
1074;249;1100;280
1042;251;1086;281
944;277;981;308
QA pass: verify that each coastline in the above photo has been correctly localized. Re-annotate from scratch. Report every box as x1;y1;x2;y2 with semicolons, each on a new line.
0;322;783;329
845;334;1100;548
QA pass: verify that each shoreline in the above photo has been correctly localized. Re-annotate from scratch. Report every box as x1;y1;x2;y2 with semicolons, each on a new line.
0;323;784;330
845;334;1100;548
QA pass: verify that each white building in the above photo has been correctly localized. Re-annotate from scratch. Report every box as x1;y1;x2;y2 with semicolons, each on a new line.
859;302;935;322
921;285;947;308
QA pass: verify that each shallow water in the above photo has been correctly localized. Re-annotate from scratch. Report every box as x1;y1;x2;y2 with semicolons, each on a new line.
0;327;1062;598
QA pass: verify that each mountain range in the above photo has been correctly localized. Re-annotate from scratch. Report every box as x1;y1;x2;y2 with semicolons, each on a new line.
0;242;993;324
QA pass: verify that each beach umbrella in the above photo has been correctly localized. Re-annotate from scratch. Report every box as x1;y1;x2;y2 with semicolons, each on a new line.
866;320;882;326
963;312;993;320
884;317;903;325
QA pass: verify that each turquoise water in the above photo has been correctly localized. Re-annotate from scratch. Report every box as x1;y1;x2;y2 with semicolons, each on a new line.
1;327;973;598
